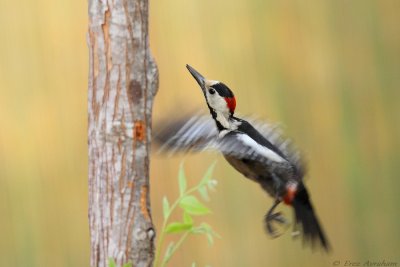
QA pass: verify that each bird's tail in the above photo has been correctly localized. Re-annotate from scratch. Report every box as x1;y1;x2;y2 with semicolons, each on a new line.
292;183;330;252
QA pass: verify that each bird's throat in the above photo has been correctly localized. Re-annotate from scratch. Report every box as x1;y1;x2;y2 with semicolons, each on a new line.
216;112;230;129
211;109;238;132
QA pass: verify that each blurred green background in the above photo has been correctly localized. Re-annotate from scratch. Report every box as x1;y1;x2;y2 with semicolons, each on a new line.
0;0;399;266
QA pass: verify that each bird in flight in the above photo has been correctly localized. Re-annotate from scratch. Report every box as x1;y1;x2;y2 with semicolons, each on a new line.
155;65;330;251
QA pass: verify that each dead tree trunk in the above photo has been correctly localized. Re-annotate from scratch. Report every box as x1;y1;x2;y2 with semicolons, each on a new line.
87;0;158;266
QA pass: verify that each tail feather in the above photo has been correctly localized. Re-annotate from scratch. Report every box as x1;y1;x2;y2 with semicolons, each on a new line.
292;183;330;251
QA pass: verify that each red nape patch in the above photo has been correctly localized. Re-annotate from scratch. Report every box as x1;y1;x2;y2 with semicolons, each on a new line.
224;97;236;114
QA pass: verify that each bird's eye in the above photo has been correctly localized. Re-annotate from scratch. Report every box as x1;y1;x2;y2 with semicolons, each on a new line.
208;88;215;94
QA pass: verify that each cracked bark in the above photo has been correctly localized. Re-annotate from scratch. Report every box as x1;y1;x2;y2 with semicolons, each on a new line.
88;0;158;266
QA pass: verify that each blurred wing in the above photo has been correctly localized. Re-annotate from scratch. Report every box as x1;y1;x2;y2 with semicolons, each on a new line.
154;114;305;175
154;115;218;154
245;117;306;176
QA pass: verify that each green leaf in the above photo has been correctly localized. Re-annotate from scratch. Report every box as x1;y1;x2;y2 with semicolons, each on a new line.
191;262;197;267
165;222;193;233
198;185;209;201
163;196;170;219
208;232;220;246
178;163;187;196
206;232;214;245
191;224;209;234
183;212;193;224
108;258;132;267
199;162;216;186
179;195;211;215
191;223;221;245
108;258;117;267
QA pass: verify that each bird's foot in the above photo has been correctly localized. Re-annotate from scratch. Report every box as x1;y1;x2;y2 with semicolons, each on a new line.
264;200;290;238
265;212;290;238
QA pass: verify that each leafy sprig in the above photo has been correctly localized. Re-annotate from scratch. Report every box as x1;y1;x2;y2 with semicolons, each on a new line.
154;162;220;267
108;258;131;267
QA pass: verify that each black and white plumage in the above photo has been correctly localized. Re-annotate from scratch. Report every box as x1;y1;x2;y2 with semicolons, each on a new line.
155;65;330;251
157;114;303;194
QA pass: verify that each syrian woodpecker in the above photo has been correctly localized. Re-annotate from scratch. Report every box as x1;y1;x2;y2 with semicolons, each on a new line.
156;65;330;251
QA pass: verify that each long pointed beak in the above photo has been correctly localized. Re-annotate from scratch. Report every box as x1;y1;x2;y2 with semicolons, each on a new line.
186;64;206;91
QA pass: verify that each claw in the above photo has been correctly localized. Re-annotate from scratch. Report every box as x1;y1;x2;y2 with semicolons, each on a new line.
269;212;288;224
264;200;290;238
266;221;280;238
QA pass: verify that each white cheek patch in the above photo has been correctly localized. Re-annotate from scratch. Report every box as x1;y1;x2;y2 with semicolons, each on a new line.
237;134;286;163
207;94;229;113
205;93;231;129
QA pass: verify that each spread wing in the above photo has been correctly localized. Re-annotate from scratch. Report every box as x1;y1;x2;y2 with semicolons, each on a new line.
154;115;218;154
154;114;305;174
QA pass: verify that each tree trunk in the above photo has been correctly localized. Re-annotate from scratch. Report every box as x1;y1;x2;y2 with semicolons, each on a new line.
87;0;158;266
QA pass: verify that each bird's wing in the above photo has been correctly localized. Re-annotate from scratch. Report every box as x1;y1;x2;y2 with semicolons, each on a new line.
154;114;218;154
210;131;291;167
155;115;288;166
154;114;305;175
243;117;306;176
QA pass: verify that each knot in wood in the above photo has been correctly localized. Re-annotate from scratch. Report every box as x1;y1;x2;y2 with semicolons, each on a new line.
134;120;146;141
128;80;143;105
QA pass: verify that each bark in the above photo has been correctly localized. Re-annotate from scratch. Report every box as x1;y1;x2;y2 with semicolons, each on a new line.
87;0;158;266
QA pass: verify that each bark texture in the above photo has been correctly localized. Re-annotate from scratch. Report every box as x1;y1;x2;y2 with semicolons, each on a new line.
88;0;158;266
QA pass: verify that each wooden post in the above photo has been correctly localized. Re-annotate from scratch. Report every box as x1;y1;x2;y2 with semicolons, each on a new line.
87;0;158;266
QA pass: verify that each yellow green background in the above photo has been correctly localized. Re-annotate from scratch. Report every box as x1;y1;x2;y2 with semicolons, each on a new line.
0;0;399;266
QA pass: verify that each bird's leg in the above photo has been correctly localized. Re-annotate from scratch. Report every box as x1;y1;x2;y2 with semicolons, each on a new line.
265;199;289;238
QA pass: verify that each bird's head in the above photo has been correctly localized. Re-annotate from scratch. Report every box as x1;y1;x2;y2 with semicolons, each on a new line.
186;65;236;130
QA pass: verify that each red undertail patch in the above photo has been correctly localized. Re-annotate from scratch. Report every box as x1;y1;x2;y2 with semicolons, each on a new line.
283;183;298;205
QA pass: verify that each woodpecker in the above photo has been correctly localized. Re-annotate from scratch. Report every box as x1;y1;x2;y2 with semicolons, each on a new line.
156;65;330;251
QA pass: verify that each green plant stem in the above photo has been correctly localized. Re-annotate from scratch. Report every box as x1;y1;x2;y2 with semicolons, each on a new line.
160;231;190;267
154;186;199;267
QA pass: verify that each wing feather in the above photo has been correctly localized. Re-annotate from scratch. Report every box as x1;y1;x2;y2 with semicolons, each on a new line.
154;114;305;175
154;114;218;153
